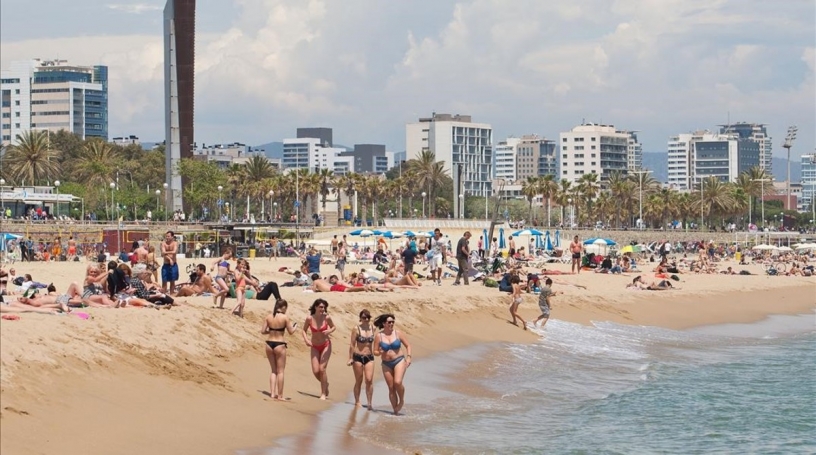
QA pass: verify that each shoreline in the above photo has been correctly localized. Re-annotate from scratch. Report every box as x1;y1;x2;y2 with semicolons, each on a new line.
0;257;813;455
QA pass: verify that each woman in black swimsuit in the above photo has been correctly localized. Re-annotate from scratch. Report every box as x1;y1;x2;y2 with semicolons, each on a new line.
262;299;297;401
347;309;377;410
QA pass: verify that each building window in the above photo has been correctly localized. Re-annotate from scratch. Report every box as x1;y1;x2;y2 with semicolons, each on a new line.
14;89;20;95
562;146;567;150
562;138;567;142
563;170;568;175
14;123;20;128
14;112;20;117
14;100;20;106
591;137;596;141
591;145;596;150
591;154;596;158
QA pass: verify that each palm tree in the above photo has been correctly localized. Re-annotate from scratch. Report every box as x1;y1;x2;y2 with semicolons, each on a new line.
4;130;61;185
539;174;558;227
336;173;358;223
317;168;334;215
408;150;448;216
554;179;572;226
73;139;122;215
521;176;540;222
576;173;601;224
696;177;735;228
224;163;245;218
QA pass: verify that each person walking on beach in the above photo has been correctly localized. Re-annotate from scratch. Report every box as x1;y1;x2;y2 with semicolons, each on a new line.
508;274;527;329
373;313;412;415
161;231;179;293
211;247;233;309
453;231;471;286
535;278;561;328
347;309;377;410
302;298;336;400
429;229;446;286
262;299;298;401
570;235;582;274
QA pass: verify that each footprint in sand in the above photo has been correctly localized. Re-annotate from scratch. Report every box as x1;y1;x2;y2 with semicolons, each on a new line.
3;406;30;416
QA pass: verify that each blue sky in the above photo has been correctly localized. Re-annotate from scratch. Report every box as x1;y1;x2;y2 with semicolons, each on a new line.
1;0;813;157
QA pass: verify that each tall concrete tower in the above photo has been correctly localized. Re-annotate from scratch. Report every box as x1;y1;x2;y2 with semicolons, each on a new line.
164;0;195;212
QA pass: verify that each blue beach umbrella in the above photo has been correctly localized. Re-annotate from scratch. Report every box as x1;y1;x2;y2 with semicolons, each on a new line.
554;230;561;248
483;228;488;245
499;228;506;249
583;238;616;246
544;231;554;251
404;230;417;237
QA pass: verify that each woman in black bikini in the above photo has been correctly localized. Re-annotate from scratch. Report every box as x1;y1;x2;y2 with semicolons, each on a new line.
373;313;412;415
347;308;376;410
302;298;336;400
262;299;298;401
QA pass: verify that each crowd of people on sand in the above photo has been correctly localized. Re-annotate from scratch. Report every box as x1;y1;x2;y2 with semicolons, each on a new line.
2;225;813;413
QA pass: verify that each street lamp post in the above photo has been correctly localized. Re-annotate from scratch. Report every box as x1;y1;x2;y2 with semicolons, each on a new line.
632;170;651;230
225;202;230;222
268;190;274;222
0;178;5;219
163;183;169;224
783;126;797;212
567;197;573;228
54;180;61;219
273;202;278;221
422;192;427;218
217;185;223;222
458;193;465;219
109;182;116;222
700;178;704;231
750;178;770;230
155;190;161;222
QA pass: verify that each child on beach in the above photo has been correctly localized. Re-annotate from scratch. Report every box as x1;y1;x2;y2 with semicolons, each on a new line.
231;259;257;317
535;278;561;328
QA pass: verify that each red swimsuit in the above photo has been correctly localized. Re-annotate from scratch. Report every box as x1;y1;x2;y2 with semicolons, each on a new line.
310;318;331;355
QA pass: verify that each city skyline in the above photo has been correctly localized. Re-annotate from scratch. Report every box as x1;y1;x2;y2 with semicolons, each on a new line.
1;0;813;157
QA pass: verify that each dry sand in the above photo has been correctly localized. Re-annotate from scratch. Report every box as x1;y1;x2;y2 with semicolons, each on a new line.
0;250;813;455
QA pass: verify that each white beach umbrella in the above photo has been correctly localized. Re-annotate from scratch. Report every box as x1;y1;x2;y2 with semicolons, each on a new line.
776;246;793;252
751;244;774;251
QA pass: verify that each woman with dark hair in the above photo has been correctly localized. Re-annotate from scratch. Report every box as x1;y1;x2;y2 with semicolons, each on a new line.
302;298;336;400
262;299;298;401
373;313;412;415
347;309;376;409
211;247;233;309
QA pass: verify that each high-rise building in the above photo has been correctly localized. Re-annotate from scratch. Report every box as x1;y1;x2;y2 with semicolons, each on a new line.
282;138;354;175
297;127;332;147
719;122;772;171
667;131;760;190
801;153;816;214
623;131;642;171
340;144;392;174
538;139;558;179
164;0;196;212
558;123;629;183
405;113;493;217
494;137;520;182
1;59;108;146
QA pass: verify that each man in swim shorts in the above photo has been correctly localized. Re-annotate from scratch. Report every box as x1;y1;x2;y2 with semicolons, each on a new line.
570;235;582;274
161;230;179;293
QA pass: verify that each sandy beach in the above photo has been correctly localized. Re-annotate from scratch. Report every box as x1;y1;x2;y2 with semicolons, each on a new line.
1;238;813;455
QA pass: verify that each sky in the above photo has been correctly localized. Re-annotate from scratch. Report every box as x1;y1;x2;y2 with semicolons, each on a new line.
1;0;814;157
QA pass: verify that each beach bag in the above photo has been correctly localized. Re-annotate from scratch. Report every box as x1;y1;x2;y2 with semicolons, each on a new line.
483;278;498;288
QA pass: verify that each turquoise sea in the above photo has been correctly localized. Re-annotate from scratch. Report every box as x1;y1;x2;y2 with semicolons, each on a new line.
253;313;816;455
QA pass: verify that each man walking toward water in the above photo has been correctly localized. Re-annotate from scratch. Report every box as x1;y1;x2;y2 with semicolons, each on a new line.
429;228;446;286
570;235;582;274
535;278;561;327
161;231;179;293
453;231;471;286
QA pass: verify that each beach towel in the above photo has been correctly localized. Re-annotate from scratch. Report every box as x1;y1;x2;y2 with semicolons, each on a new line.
483;278;498;288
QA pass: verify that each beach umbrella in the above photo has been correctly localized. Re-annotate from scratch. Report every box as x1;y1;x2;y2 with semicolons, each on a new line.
499;228;506;249
381;231;403;239
512;229;545;237
483;228;488;244
554;230;561;248
583;238;616;246
619;244;642;254
403;230;418;237
544;231;554;251
776;246;793;252
794;243;816;250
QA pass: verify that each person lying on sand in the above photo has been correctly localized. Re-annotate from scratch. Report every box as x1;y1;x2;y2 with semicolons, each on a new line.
626;276;650;290
646;280;677;291
310;275;368;292
539;268;574;275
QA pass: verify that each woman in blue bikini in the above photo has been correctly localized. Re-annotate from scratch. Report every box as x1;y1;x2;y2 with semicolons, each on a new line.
347;308;377;410
211;247;233;309
373;313;412;415
262;299;297;401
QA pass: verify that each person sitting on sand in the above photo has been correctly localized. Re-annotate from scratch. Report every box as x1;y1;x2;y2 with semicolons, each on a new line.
384;266;421;287
626;275;649;290
176;264;217;297
82;265;117;307
131;264;175;306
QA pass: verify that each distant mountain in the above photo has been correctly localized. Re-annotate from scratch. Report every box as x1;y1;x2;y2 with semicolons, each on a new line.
639;153;802;184
771;157;801;183
641;152;668;183
252;142;283;160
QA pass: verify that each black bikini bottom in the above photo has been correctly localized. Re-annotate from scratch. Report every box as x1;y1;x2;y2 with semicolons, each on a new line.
353;353;375;365
266;341;288;349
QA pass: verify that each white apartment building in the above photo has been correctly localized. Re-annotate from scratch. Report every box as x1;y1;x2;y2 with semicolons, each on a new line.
720;123;772;171
667;131;761;190
558;123;629;183
800;153;816;213
281;138;354;175
1;59;108;146
494;137;520;182
624;131;643;171
111;135;140;146
405;113;493;218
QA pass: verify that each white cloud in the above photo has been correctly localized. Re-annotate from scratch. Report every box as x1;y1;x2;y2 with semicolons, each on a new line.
107;3;163;14
0;0;812;154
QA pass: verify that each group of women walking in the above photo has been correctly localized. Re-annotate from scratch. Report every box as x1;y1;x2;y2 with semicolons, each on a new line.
262;299;412;415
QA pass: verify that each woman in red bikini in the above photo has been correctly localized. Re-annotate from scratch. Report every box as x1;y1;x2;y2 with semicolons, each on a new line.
301;298;336;400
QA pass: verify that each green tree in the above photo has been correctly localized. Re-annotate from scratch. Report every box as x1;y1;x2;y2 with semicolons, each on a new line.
4;130;61;185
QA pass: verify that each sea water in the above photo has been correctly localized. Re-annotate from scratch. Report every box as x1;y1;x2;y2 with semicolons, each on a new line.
257;313;816;454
